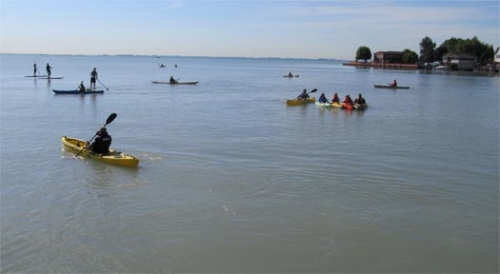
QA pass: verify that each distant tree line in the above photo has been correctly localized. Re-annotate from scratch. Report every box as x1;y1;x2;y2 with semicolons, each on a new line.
355;36;495;64
419;36;494;64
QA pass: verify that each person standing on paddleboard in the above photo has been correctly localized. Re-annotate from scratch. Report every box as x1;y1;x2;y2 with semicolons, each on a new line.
90;68;98;89
33;62;38;76
46;63;52;77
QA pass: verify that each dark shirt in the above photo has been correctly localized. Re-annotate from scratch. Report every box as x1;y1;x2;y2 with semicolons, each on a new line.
298;91;309;100
355;97;366;105
91;133;112;154
319;95;329;103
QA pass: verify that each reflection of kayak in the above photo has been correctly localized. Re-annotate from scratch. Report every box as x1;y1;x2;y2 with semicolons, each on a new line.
286;97;315;106
315;102;332;107
61;136;139;167
283;75;299;78
152;81;198;85
53;89;104;94
354;103;368;110
374;84;409;89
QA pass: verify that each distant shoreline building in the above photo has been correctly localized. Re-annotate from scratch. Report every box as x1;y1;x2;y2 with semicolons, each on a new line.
373;51;405;64
442;52;477;71
343;50;417;69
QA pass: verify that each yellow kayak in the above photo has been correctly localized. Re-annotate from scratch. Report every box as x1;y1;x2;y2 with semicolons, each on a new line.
331;102;343;108
61;136;139;167
286;97;315;106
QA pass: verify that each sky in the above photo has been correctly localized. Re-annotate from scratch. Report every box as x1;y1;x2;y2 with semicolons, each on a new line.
0;0;498;60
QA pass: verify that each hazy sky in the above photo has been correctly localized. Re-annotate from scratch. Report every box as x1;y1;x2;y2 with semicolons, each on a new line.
1;0;498;60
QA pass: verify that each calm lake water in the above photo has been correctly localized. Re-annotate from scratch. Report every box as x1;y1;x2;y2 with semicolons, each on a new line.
1;54;498;273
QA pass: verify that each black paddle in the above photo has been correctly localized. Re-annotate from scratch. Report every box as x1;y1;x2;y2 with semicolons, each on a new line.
97;79;109;90
75;113;117;157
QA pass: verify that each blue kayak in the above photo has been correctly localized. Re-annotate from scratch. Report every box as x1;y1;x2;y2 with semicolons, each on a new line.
52;89;104;94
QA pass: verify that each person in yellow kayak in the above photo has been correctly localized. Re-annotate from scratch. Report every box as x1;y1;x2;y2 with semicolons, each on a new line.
331;93;340;103
297;89;309;100
87;127;112;154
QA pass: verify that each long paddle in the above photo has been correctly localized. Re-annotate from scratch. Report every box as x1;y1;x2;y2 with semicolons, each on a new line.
97;79;109;90
75;113;117;157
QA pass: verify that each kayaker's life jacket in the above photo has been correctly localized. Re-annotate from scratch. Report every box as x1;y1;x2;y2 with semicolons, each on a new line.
91;134;112;154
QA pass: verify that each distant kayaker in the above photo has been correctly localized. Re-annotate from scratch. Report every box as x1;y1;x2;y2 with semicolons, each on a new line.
331;93;340;103
288;72;294;77
297;89;309;100
78;81;86;93
33;62;38;76
354;93;366;105
169;76;178;84
46;63;52;77
318;93;329;103
390;79;397;87
87;127;112;155
90;68;98;89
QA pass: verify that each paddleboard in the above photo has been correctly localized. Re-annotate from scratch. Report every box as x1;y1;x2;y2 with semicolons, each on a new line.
39;77;64;80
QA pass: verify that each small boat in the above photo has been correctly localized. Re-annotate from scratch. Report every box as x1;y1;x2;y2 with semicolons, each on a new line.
61;136;139;167
152;81;199;85
283;75;299;78
286;97;315;106
374;84;409;89
53;89;104;94
25;75;48;78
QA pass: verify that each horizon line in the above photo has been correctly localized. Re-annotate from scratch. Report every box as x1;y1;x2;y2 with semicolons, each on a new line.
0;52;345;61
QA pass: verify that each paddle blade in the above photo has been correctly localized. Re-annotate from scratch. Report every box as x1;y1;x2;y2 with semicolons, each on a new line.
310;88;318;93
105;113;117;125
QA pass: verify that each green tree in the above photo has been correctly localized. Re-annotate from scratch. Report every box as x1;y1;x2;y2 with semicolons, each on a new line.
419;36;436;62
355;46;372;62
402;49;418;63
437;36;494;63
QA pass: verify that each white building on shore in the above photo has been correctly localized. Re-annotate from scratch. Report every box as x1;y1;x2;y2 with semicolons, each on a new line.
442;53;477;71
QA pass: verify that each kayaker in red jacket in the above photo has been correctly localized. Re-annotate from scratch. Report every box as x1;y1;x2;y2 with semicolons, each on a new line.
343;95;353;105
390;79;397;87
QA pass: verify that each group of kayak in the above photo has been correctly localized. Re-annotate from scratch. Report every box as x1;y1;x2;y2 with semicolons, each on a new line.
286;88;368;110
316;92;367;110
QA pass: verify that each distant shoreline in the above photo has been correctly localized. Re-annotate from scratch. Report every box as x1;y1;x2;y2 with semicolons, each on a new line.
343;61;418;69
